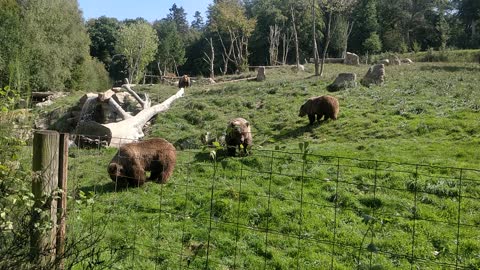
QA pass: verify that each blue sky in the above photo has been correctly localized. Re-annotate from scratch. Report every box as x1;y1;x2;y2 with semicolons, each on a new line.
78;0;213;23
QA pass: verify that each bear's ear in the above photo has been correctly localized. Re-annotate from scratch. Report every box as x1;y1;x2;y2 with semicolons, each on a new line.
245;121;249;127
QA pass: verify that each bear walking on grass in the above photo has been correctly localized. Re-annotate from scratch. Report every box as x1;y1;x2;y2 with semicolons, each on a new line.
225;118;252;156
299;95;339;125
107;138;176;187
178;75;191;88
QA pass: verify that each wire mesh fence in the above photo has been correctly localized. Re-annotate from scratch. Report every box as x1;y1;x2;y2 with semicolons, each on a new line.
58;135;480;269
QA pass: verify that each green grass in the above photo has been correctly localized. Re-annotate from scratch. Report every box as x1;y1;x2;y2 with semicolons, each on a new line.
35;62;480;269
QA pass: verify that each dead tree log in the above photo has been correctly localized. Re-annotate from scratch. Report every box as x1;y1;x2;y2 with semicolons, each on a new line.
104;87;185;147
122;79;151;109
75;83;184;148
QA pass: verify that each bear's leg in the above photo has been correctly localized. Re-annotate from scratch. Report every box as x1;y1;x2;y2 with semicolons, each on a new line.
227;145;237;156
149;160;163;182
308;114;315;125
130;165;146;186
317;114;324;122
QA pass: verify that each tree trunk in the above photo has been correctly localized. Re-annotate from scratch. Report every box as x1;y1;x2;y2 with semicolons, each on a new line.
105;87;185;147
342;21;354;58
312;0;320;76
203;37;215;79
320;11;332;77
291;6;300;68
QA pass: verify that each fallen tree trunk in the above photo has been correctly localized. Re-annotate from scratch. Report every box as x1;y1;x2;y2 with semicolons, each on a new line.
74;85;184;148
105;87;185;147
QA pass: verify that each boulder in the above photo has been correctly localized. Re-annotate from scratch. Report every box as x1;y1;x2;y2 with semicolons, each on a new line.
361;64;385;87
291;64;305;72
256;66;266;81
378;59;390;66
389;55;402;65
327;73;357;92
344;52;360;65
74;121;112;148
401;58;413;64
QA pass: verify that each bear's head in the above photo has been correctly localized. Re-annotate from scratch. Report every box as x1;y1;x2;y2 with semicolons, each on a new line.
227;120;249;144
299;100;311;117
108;162;129;183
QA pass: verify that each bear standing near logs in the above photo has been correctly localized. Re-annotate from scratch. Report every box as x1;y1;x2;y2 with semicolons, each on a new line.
225;117;252;156
107;138;176;187
299;95;339;125
178;75;191;88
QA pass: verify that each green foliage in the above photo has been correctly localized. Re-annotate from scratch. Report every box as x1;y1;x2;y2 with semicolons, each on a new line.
0;0;22;89
362;32;382;54
0;85;19;112
115;22;159;83
153;20;186;75
22;0;91;91
86;16;121;69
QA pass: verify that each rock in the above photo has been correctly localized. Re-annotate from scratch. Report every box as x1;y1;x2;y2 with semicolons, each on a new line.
378;59;390;66
74;121;112;148
389;55;401;65
291;64;305;72
361;64;385;87
327;73;357;92
98;89;116;102
344;52;360;65
402;58;413;64
256;66;266;81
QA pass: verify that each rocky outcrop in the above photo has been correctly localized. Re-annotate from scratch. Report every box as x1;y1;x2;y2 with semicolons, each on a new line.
344;52;360;65
327;73;357;92
361;64;385;87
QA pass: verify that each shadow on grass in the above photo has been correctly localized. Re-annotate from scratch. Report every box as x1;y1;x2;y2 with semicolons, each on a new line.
419;65;480;73
79;181;117;195
272;121;329;141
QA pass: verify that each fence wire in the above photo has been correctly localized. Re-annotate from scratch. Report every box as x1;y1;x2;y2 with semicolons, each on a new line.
63;135;480;270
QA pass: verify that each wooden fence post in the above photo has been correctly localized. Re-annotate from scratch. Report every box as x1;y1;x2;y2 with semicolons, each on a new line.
56;133;69;270
31;130;60;267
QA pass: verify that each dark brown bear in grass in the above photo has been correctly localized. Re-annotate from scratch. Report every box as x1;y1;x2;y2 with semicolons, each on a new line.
299;95;339;125
225;118;252;156
107;138;176;187
178;75;191;88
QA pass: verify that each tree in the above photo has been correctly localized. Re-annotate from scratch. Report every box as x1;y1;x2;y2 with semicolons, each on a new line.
115;22;159;83
191;11;205;30
153;20;186;76
349;0;378;54
86;16;120;70
208;0;256;72
318;0;357;76
362;31;382;53
167;4;189;35
0;0;22;90
22;0;92;91
456;0;480;47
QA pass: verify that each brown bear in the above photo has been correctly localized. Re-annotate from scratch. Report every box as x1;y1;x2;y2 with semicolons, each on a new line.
225;117;252;156
178;75;191;88
299;95;339;125
107;138;176;187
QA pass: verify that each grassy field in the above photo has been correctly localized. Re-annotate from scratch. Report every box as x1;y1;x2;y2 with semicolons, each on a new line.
40;61;480;269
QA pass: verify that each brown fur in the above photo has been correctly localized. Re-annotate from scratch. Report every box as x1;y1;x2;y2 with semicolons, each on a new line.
225;117;252;156
107;138;176;187
299;95;339;125
178;75;191;88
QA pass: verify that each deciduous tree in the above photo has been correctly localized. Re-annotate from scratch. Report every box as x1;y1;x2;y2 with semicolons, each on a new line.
115;22;159;83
